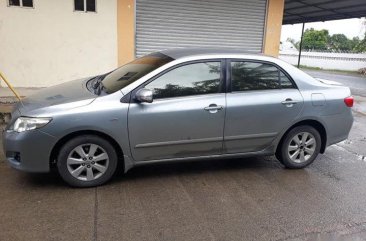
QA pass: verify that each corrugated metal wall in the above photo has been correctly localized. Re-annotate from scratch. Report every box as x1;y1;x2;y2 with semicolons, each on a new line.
136;0;267;57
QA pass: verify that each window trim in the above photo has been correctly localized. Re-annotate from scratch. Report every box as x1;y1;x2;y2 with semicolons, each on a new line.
130;59;226;102
7;0;34;9
74;0;97;13
227;59;298;93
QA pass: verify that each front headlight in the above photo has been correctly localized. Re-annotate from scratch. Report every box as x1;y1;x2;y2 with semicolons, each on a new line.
11;117;52;133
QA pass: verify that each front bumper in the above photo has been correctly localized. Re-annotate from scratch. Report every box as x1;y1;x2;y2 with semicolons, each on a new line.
2;129;57;173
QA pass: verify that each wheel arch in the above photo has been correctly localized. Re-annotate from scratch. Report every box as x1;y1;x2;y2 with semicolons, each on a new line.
276;119;327;157
49;130;125;171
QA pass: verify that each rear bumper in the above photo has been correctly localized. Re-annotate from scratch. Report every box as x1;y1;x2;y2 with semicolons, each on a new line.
324;109;354;147
2;129;56;173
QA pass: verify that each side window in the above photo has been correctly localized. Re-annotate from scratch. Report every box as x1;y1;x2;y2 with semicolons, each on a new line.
75;0;96;12
280;71;295;89
231;61;295;91
8;0;33;8
86;0;96;11
74;0;84;11
145;62;221;99
231;61;280;91
22;0;33;7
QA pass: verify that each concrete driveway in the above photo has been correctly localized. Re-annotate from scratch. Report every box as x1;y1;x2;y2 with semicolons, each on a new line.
1;71;366;241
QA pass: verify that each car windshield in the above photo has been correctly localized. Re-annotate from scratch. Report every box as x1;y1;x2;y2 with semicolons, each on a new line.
102;53;174;94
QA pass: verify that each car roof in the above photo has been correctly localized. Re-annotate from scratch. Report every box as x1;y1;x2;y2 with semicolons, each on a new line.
158;47;265;59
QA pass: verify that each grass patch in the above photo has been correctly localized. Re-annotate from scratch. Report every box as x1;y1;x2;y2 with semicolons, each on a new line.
297;65;364;76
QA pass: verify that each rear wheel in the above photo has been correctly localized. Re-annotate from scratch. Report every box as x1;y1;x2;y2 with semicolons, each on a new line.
278;126;321;169
57;135;118;187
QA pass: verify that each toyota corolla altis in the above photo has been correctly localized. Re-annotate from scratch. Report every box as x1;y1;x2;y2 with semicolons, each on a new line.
2;48;353;187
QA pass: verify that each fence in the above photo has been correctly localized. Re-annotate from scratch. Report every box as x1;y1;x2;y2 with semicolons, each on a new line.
279;51;366;71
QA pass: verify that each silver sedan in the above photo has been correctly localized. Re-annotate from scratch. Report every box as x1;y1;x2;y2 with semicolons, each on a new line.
2;48;354;187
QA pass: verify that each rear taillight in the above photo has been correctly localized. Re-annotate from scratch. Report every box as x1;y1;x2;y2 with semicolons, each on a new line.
344;96;354;107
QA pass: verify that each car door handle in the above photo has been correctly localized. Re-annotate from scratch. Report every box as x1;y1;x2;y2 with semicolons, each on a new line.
281;99;298;105
204;104;223;112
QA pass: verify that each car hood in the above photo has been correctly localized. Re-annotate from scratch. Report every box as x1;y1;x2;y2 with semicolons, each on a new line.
15;78;96;115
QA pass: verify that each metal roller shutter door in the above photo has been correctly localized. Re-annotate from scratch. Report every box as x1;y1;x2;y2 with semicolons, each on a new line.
135;0;267;57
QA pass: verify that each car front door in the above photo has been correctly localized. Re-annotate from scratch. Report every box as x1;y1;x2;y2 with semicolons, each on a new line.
224;60;304;154
128;60;226;162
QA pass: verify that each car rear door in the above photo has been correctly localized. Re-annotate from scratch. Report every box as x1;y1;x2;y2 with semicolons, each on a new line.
128;60;226;162
224;60;304;154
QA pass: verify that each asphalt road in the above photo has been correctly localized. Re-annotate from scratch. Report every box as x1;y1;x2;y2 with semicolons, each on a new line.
303;69;366;97
1;70;366;241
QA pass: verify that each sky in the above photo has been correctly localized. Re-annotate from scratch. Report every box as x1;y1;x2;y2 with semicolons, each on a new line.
281;18;366;43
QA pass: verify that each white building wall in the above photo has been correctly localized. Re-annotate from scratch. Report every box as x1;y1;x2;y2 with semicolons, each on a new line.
0;0;117;87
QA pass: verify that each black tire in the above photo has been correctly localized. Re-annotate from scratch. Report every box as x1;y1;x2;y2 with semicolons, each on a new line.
57;135;118;187
277;125;321;169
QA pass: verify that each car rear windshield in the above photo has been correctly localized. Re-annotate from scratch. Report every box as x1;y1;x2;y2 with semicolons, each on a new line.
102;53;174;94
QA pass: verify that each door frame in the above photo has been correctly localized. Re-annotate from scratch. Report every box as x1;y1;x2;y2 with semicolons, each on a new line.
126;58;228;161
223;58;303;154
225;58;299;93
127;58;227;103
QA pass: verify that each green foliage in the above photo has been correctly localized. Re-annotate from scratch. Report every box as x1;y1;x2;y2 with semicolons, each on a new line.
350;37;361;50
329;34;352;51
353;33;366;52
302;28;329;50
289;28;366;53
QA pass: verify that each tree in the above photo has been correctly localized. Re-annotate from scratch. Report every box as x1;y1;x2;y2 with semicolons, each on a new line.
302;28;329;50
299;28;365;52
350;37;361;51
329;34;352;51
353;33;366;53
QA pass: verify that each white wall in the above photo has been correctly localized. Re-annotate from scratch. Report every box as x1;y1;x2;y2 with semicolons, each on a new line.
279;51;366;71
0;0;117;87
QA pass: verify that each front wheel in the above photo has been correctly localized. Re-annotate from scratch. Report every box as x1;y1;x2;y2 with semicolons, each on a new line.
57;135;118;187
277;126;321;169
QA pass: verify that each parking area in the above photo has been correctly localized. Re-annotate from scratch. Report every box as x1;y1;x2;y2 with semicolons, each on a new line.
1;71;366;241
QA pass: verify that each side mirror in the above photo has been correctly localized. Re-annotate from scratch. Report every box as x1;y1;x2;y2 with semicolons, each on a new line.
135;88;153;103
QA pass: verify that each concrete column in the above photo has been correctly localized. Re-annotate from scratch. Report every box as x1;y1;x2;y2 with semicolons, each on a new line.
263;0;285;57
117;0;135;66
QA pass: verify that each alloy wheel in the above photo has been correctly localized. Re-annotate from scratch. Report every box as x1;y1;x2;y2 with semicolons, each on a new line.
287;132;316;163
66;143;109;181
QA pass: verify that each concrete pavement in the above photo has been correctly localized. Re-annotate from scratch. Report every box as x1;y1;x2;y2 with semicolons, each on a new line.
1;111;366;241
1;70;366;241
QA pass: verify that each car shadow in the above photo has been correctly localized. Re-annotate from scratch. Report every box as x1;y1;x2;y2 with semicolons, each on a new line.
112;156;283;183
20;170;66;188
19;156;294;188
